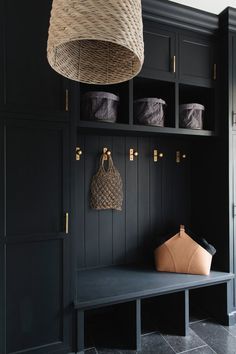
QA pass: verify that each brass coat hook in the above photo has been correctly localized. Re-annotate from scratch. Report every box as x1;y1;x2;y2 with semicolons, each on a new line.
153;149;164;162
103;147;112;160
76;147;83;161
129;148;138;161
176;151;187;163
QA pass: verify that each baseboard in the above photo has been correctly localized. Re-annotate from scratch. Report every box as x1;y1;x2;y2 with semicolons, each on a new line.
227;311;236;326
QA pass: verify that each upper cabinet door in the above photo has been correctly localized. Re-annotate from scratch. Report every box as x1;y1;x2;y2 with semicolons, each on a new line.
140;23;176;81
232;35;236;130
1;0;68;117
179;34;216;86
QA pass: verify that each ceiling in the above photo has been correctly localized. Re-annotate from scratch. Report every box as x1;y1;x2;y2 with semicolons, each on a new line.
168;0;236;14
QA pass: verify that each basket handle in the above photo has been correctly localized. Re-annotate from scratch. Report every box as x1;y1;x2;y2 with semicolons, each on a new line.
100;153;114;172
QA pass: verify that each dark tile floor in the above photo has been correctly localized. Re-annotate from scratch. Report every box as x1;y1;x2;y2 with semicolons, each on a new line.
84;310;236;354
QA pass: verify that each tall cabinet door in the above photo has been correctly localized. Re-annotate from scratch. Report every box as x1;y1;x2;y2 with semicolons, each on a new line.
0;0;4;107
4;120;71;354
1;0;68;116
232;35;236;131
0;120;5;354
233;134;236;310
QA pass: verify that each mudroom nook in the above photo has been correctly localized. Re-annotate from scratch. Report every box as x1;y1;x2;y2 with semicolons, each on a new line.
1;1;236;354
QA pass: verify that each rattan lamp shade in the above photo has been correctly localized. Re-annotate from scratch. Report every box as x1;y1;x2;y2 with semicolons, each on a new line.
47;0;144;84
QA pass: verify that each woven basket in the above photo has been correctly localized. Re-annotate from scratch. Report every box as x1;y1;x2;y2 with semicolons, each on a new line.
47;0;144;84
90;153;123;210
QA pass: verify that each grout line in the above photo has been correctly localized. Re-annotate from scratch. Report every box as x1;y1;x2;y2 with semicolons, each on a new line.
189;317;210;325
221;325;236;338
161;334;177;354
142;330;160;337
177;344;208;354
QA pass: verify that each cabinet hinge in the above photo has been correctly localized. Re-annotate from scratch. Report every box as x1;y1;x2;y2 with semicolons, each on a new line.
65;212;69;234
172;55;176;73
233;205;236;217
233;112;236;127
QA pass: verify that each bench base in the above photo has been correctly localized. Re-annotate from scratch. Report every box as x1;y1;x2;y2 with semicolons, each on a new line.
74;265;234;353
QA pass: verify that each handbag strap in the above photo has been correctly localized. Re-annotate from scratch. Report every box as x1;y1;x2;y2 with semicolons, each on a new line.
99;153;115;173
179;225;185;238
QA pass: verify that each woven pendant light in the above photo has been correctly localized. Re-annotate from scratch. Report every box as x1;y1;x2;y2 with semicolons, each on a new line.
47;0;144;85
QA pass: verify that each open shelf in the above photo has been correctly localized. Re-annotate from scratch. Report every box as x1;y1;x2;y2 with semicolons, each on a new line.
77;120;215;136
133;77;175;128
76;77;216;137
179;84;215;131
78;82;130;125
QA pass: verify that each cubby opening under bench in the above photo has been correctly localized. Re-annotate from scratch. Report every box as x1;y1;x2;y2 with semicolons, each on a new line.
74;265;234;353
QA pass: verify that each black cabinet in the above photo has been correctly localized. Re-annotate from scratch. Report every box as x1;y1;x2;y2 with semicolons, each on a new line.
0;0;68;117
140;21;216;88
3;120;71;354
232;35;236;130
179;34;216;86
140;23;176;81
0;0;4;107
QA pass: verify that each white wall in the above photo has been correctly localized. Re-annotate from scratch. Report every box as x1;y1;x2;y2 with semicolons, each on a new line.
168;0;236;14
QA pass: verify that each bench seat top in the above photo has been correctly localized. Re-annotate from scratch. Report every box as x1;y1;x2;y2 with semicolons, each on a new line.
74;264;234;310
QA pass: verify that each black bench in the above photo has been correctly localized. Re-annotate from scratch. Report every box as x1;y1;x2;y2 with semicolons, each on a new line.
74;265;234;354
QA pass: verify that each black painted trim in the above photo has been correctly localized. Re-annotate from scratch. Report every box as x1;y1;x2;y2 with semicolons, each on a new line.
142;0;219;35
219;7;236;33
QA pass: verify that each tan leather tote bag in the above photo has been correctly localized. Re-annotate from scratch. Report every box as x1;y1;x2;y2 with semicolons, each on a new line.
154;225;215;275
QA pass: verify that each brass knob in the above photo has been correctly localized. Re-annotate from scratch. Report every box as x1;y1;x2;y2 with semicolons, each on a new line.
134;151;139;157
159;152;164;158
78;150;82;156
106;150;111;156
182;154;186;159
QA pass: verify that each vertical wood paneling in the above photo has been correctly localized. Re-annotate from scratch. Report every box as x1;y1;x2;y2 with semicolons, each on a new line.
112;136;126;265
76;135;85;269
149;137;163;253
137;137;150;262
172;141;191;227
77;134;192;269
98;136;113;266
84;136;99;268
162;140;175;232
125;137;138;263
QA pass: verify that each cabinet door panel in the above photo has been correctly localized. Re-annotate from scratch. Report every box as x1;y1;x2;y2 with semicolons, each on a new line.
233;135;236;309
140;25;176;81
6;240;63;353
232;35;236;131
3;0;66;115
4;120;71;354
179;35;215;86
0;0;4;106
5;121;68;237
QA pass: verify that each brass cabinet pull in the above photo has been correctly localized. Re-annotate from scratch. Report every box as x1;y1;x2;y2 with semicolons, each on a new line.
213;64;217;80
172;55;176;73
65;212;69;234
65;89;69;111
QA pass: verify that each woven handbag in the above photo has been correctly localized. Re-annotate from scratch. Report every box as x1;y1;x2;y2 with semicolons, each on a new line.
90;153;123;211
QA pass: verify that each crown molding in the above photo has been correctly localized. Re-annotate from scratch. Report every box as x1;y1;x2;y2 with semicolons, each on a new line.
142;0;219;35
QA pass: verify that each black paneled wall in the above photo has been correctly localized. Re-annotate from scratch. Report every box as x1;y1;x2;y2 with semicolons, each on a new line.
76;135;191;269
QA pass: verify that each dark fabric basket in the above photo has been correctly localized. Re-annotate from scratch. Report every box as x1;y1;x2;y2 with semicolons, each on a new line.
134;98;166;127
179;103;205;129
81;91;120;123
